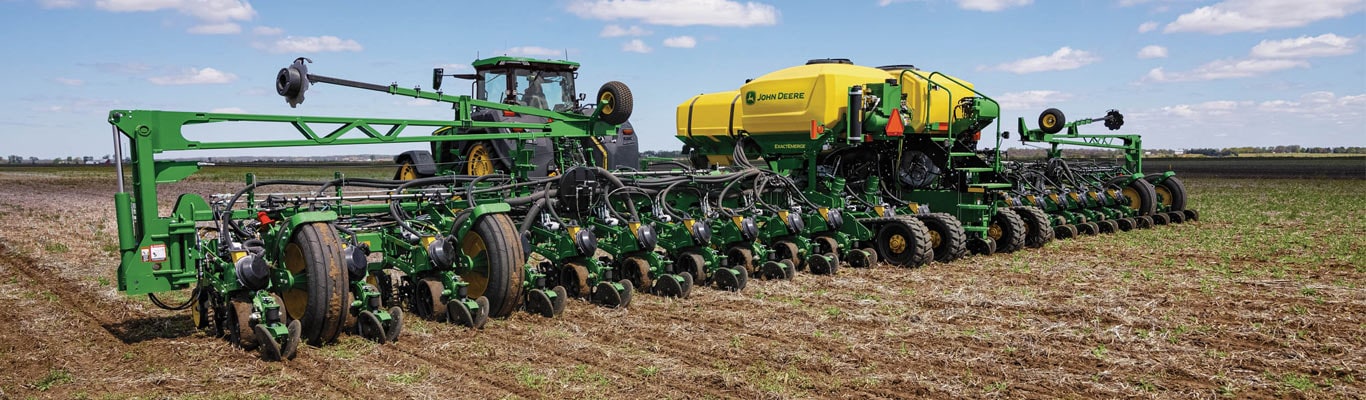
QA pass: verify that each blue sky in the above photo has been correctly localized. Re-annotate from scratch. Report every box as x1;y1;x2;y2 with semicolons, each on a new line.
1;0;1363;158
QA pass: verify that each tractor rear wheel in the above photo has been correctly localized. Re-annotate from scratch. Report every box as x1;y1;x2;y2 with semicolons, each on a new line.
280;222;349;346
465;141;497;176
458;213;526;318
916;213;966;263
988;209;1027;253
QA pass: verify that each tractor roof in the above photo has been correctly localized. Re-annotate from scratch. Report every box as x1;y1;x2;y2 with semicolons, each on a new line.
472;56;580;72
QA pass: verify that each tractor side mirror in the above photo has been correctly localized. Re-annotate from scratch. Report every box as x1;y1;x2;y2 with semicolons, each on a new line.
432;68;444;91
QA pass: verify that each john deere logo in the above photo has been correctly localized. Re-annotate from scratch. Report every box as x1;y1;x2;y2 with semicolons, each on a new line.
745;90;804;105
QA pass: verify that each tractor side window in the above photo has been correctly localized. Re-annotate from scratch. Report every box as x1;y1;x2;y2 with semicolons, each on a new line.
481;70;511;103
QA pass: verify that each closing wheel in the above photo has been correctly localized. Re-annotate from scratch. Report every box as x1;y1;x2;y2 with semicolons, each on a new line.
781;260;796;280
472;297;490;329
550;286;568;316
1135;215;1154;229
1077;222;1099;235
1146;174;1188;211
280;222;349;346
465;141;496;176
1010;207;1054;249
917;213;967;262
1055;224;1077;240
772;241;801;271
652;274;682;298
563;263;591;298
807;254;835;275
527;289;555;318
618;280;634;308
677;253;707;284
714;267;743;292
988;209;1027;253
1111;177;1158;216
254;324;283;361
592;281;623;308
1097;219;1118;234
1151;212;1170;225
847;249;876;268
1183;209;1200;222
356;310;386;343
458;213;526;318
1116;218;1136;232
412;278;448;321
759;260;788;280
282;320;301;359
1039;108;1066;134
624;257;652;293
229;297;258;351
383;307;403;343
678;272;694;299
875;218;933;267
446;298;475;328
860;247;879;267
596;81;634;125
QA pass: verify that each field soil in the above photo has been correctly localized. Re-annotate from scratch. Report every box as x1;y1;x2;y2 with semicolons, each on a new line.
0;167;1361;399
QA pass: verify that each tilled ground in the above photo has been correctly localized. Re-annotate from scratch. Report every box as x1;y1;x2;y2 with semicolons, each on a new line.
0;169;1361;399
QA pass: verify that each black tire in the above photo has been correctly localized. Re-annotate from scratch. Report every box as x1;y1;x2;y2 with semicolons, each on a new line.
1167;211;1186;224
1116;218;1135;232
1010;207;1054;249
1039;108;1066;134
1076;222;1098;235
916;213;967;263
772;241;802;272
1184;209;1200;222
281;223;349;346
1111;177;1158;216
458;213;526;318
988;209;1027;253
1152;212;1170;225
726;246;756;277
1136;215;1154;229
1054;224;1077;240
677;252;707;284
623;257;652;293
597;81;633;125
1146;174;1188;211
1097;219;1118;234
874;218;933;267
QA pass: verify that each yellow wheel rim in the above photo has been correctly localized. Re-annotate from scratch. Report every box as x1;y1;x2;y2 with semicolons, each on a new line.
1042;114;1056;128
928;230;941;248
600;92;614;115
1154;186;1173;207
988;224;1003;241
467;143;494;176
1121;187;1141;211
888;234;907;254
396;163;418;180
460;231;489;297
283;242;308;321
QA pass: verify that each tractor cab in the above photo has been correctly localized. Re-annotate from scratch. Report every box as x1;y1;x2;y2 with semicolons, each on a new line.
475;57;581;112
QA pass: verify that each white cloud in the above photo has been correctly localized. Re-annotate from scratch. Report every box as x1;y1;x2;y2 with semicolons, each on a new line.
1155;92;1364;120
987;47;1100;74
39;0;79;8
1137;45;1169;59
252;26;284;35
1143;58;1308;82
53;78;84;86
957;0;1032;12
663;35;697;48
1164;0;1366;34
878;0;924;5
994;90;1072;111
1138;21;1158;33
95;0;257;23
622;39;652;53
148;67;237;85
567;0;779;27
1156;100;1249;118
209;107;246;113
600;24;651;37
503;46;563;57
436;63;471;72
1250;33;1359;58
259;36;364;54
187;22;241;35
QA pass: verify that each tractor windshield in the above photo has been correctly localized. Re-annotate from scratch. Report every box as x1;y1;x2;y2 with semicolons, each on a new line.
479;67;576;111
